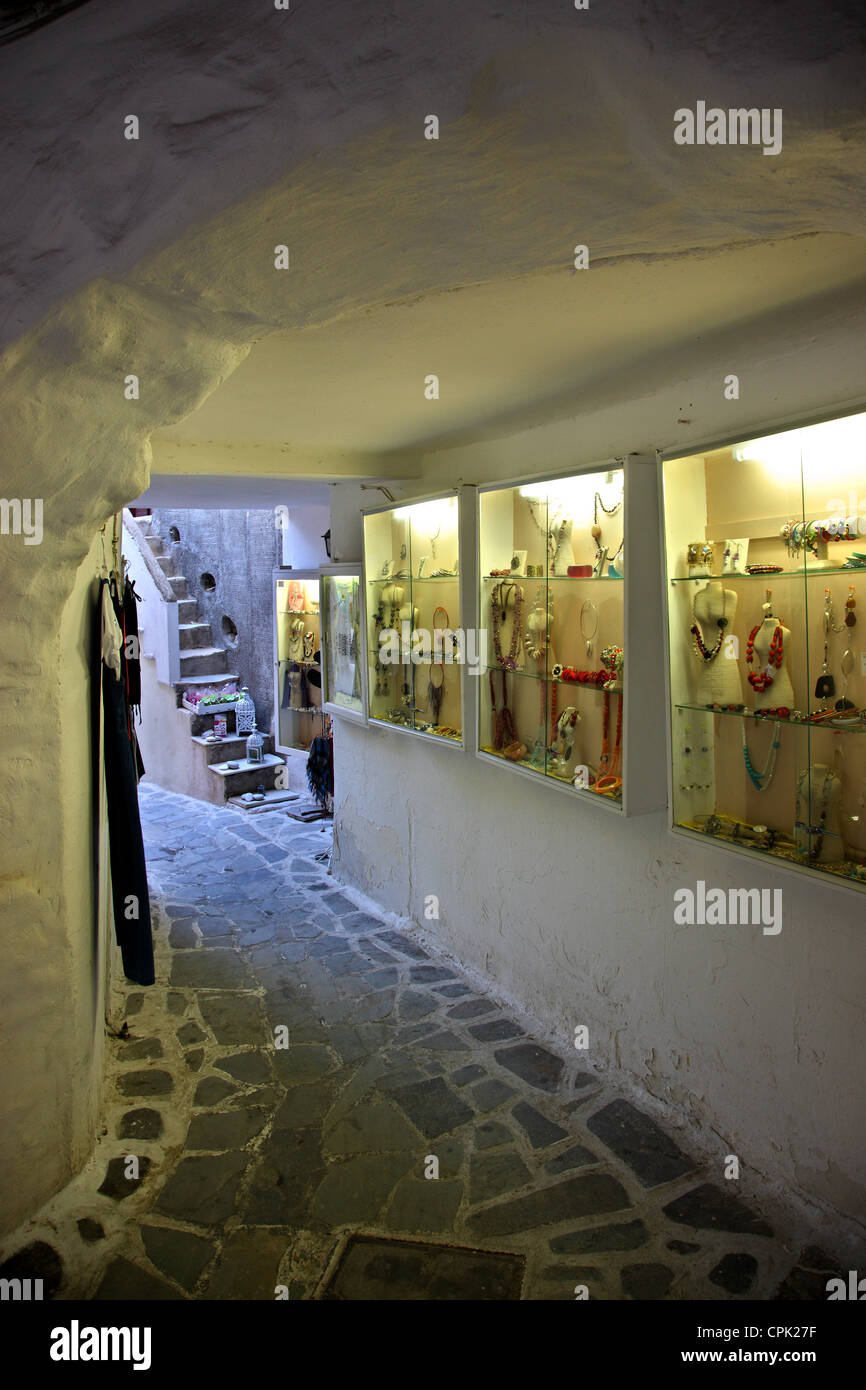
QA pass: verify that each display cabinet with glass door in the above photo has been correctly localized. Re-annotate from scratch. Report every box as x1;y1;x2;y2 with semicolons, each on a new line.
320;565;367;724
274;569;323;752
362;493;463;743
477;467;626;807
663;409;866;889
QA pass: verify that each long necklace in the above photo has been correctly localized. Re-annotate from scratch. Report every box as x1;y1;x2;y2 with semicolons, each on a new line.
797;768;836;860
491;581;524;669
594;689;623;791
742;719;782;791
580;599;599;657
527;500;563;570
591;484;623;573
489;669;518;750
427;662;445;724
691;590;728;662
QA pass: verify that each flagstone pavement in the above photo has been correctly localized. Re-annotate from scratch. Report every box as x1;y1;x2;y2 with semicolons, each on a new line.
1;785;849;1301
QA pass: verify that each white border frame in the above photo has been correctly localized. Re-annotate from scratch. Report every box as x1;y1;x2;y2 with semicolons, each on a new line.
272;566;323;756
361;485;469;753
474;455;667;819
318;562;369;727
658;400;866;899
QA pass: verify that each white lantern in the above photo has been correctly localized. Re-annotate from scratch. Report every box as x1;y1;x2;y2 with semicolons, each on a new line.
236;686;256;734
246;723;264;764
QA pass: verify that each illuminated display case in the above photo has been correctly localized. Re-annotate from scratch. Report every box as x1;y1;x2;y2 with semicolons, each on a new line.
362;493;464;744
320;565;367;724
476;460;664;815
663;409;866;890
273;569;322;753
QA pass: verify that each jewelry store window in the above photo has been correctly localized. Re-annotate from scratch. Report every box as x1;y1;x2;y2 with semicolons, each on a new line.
662;409;866;890
362;493;464;744
320;566;367;725
477;467;627;807
274;569;322;752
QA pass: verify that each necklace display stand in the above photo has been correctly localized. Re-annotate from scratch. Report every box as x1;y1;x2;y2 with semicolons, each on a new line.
692;580;741;706
750;616;793;711
795;763;844;863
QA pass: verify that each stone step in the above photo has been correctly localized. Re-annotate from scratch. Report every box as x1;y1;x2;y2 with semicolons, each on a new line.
178;621;212;650
207;753;285;802
191;732;275;765
156;555;175;575
167;576;189;597
177;598;198;619
173;672;240;690
146;534;164;553
179;646;230;677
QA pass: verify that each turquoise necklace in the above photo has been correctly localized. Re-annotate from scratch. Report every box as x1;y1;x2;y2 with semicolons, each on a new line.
742;719;781;791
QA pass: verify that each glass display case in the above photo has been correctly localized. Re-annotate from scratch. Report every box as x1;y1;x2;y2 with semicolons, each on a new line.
477;467;626;806
363;493;463;743
273;569;323;752
663;409;866;889
320;565;367;724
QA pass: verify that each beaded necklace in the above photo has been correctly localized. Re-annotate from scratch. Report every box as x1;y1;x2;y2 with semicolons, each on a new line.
594;689;623;789
741;719;782;791
746;620;783;691
488;669;518;750
691;589;728;662
491;581;524;669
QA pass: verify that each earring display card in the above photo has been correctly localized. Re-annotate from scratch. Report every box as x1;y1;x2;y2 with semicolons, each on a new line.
363;495;463;743
478;468;625;805
275;572;322;752
663;409;866;890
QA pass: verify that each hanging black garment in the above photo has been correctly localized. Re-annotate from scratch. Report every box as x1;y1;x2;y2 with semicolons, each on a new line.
100;578;155;986
121;577;142;712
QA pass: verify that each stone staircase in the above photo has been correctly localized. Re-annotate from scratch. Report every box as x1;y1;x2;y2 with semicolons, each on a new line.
136;514;287;804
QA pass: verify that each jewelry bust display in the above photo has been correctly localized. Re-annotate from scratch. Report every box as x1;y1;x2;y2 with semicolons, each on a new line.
691;580;742;707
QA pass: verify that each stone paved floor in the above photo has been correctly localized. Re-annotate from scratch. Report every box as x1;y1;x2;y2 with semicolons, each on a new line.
1;785;848;1301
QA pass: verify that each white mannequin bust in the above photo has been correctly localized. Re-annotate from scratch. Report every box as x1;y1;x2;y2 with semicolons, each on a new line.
750;615;794;710
795;763;844;863
692;581;742;706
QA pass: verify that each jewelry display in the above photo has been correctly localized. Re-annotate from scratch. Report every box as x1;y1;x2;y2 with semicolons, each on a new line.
664;413;866;890
478;468;626;803
427;662;445;724
491;581;524;669
742;719;782;791
580;599;599;657
591;480;624;577
554;706;582;768
365;494;463;742
691;589;727;662
746;619;783;691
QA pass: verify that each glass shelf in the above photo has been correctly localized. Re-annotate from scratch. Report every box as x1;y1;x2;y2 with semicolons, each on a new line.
670;566;864;583
482;574;623;583
674;702;866;733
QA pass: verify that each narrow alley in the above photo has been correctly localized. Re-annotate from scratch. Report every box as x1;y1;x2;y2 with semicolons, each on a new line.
7;786;838;1302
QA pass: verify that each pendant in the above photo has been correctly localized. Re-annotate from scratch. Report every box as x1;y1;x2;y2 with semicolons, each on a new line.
815;668;835;699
